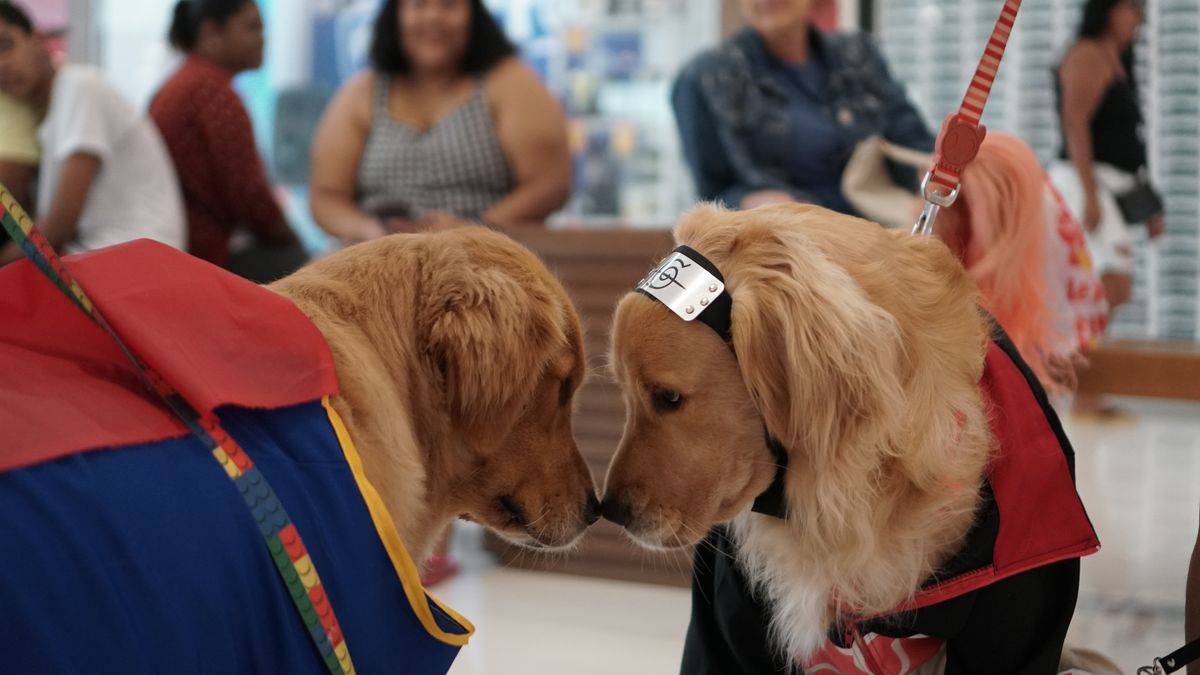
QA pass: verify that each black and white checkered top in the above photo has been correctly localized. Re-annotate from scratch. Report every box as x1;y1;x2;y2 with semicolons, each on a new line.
357;75;515;221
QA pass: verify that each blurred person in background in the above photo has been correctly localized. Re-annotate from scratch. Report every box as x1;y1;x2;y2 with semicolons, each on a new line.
1052;0;1163;418
151;0;306;283
309;0;571;242
672;0;933;212
0;0;184;266
1052;0;1163;312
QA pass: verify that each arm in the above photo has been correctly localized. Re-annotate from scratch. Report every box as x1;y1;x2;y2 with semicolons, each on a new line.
196;81;296;245
309;72;385;242
673;63;749;206
0;153;99;266
1059;42;1113;231
862;36;934;153
857;35;934;192
0;159;36;209
673;59;804;208
483;59;572;227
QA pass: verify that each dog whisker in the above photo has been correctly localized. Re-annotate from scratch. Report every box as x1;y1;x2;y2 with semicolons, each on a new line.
524;505;551;528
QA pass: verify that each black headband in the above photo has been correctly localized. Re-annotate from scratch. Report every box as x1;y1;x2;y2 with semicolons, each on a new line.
635;245;733;343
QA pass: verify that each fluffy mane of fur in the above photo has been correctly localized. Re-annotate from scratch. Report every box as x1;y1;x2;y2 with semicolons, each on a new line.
676;204;994;659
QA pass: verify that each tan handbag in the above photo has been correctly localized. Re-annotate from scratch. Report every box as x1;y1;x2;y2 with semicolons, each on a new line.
842;136;932;229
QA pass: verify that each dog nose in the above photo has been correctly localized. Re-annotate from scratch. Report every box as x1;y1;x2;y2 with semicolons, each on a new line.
584;493;602;526
600;496;634;528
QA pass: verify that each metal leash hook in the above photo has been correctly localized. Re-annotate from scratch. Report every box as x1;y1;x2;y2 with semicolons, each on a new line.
912;171;961;237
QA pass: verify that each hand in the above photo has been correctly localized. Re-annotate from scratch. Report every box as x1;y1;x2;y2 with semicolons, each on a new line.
1147;213;1166;240
420;211;468;232
382;217;420;234
1082;191;1102;233
741;190;796;210
355;218;388;241
1046;351;1090;392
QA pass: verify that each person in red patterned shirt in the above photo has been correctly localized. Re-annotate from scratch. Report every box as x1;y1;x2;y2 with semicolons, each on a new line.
150;0;304;282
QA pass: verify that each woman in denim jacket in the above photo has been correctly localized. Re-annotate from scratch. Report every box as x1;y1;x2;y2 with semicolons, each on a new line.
672;0;933;212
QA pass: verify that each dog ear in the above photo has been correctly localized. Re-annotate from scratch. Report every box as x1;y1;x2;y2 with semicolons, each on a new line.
726;224;907;469
418;262;567;448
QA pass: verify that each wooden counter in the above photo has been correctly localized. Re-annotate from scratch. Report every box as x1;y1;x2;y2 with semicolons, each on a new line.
494;228;693;586
1077;339;1200;401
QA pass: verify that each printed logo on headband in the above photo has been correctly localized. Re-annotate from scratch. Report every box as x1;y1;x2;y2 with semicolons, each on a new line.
636;249;726;323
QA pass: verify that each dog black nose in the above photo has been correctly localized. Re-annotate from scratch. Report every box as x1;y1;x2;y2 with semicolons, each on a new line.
600;496;634;528
584;493;602;526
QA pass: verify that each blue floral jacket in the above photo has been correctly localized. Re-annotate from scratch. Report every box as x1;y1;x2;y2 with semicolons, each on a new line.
672;28;935;210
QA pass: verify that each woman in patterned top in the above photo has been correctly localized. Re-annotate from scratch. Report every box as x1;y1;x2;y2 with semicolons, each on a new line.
150;0;305;282
310;0;571;242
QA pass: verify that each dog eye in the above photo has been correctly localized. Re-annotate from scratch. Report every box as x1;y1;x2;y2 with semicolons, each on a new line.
652;389;684;412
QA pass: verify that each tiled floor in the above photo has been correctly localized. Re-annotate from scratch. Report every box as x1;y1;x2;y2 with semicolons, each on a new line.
435;396;1200;674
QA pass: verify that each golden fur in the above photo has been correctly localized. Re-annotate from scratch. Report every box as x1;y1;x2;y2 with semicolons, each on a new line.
604;204;992;659
271;227;597;562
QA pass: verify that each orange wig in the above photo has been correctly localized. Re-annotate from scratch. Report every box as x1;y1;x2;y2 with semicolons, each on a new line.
936;134;1057;387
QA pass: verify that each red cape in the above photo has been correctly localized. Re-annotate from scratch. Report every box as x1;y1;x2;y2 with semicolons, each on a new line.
0;240;337;472
900;341;1100;611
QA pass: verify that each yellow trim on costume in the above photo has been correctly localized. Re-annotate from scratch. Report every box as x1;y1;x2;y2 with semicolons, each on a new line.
321;397;475;647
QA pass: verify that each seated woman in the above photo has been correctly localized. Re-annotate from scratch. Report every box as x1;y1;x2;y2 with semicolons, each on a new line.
672;0;933;212
150;0;305;283
310;0;571;241
934;133;1108;395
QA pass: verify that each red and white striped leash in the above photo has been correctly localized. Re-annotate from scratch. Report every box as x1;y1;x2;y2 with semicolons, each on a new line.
913;0;1023;235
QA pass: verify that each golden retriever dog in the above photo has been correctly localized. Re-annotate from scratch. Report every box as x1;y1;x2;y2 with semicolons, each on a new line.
272;227;599;559
602;204;1100;674
0;226;596;674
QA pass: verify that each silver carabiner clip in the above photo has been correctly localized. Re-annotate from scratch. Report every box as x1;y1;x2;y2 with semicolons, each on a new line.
912;172;961;237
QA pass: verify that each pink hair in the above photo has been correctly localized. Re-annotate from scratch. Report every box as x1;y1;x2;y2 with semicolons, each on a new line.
938;133;1056;387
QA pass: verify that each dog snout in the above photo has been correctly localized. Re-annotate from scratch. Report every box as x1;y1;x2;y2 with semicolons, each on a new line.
600;495;634;528
584;493;602;525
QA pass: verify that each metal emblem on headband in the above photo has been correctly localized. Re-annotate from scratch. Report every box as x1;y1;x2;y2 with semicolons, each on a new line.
637;251;725;322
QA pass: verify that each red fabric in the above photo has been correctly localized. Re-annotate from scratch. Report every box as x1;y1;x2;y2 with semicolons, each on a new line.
898;342;1100;612
149;56;294;266
0;240;337;472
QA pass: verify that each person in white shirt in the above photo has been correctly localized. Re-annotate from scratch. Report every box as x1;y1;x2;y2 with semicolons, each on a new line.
0;1;184;265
